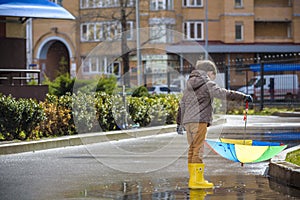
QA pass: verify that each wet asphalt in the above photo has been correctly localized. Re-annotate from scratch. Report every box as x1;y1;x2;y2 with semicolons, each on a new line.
0;115;299;200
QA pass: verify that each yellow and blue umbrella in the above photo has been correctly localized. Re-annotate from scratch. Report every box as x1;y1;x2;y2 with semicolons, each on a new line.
206;101;287;165
205;138;287;164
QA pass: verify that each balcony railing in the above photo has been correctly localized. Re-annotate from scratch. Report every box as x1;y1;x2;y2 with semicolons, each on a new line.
0;69;41;85
0;69;48;101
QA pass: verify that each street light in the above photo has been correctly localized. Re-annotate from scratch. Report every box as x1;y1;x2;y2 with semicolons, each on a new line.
205;0;208;59
136;0;142;85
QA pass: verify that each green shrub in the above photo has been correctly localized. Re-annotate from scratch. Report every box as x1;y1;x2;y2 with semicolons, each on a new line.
131;86;149;97
163;95;180;124
44;73;75;96
0;92;181;141
127;95;180;127
72;92;180;132
0;95;44;140
44;73;118;96
72;92;100;133
94;92;119;131
128;96;152;127
95;75;117;95
34;94;75;138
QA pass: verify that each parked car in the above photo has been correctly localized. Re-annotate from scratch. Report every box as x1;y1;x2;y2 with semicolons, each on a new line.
147;84;181;95
238;74;299;101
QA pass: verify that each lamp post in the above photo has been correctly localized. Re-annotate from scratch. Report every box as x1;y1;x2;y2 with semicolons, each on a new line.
205;0;208;59
136;0;142;85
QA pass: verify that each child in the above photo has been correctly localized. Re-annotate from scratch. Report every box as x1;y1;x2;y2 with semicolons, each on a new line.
177;60;252;189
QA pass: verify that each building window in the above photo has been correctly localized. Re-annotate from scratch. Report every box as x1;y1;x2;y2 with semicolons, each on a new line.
80;0;134;9
81;21;133;42
81;23;94;41
183;21;203;40
150;0;174;11
149;18;175;43
82;56;121;76
183;0;203;7
80;0;92;8
107;62;121;76
235;23;243;41
234;0;243;8
150;25;174;43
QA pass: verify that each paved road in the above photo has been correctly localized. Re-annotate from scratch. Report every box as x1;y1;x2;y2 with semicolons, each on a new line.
0;137;294;199
0;115;299;200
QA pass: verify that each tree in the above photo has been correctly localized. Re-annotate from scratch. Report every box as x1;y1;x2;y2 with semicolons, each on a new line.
79;0;174;86
119;0;131;86
80;0;135;86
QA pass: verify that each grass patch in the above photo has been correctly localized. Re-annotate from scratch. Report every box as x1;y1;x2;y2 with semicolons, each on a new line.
227;106;295;116
285;149;300;166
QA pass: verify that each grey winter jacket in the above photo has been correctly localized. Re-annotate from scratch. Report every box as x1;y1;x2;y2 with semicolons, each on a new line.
177;70;246;126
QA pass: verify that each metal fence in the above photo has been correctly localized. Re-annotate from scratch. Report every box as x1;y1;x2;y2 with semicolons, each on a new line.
128;59;300;110
224;61;300;110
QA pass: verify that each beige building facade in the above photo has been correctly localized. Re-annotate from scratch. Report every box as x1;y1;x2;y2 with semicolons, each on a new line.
27;0;300;87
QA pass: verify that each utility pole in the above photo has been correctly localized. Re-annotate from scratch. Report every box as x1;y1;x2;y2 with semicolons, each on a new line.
204;0;208;59
260;62;264;111
136;0;142;85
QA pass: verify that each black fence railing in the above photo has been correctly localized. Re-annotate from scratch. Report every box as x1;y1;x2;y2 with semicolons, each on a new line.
0;69;48;101
127;60;300;110
227;61;300;110
0;69;41;85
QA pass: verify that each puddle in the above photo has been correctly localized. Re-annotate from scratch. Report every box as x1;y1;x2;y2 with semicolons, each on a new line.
64;133;300;199
65;175;300;199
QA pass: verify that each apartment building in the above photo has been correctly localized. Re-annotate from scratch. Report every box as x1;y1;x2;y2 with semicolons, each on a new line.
28;0;300;87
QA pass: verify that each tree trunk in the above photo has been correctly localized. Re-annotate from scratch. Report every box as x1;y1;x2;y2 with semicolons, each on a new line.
120;1;130;86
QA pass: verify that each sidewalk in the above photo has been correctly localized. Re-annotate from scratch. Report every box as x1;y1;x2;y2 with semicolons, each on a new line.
0;125;176;155
0;114;299;190
0;114;299;155
269;145;300;189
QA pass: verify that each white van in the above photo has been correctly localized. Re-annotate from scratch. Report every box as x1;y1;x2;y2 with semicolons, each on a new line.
238;74;299;101
147;84;181;95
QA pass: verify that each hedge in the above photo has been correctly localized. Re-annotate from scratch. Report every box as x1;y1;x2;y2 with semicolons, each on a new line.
0;93;180;141
0;94;44;140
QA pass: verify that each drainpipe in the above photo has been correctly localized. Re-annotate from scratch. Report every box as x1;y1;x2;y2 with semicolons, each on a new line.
26;18;32;69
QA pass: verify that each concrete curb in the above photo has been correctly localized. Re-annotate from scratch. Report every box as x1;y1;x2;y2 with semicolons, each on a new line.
268;145;300;189
0;117;228;155
0;125;176;155
272;112;300;117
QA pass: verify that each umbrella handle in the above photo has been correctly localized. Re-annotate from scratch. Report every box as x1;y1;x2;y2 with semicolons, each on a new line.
243;101;248;121
243;101;249;144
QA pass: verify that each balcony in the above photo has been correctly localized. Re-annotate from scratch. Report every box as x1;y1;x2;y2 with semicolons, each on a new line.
254;22;292;43
255;6;292;22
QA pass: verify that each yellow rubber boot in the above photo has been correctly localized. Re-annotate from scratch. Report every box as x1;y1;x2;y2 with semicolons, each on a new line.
188;163;214;189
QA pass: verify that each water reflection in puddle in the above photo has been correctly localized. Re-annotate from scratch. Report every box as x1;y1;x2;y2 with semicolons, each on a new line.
66;175;300;199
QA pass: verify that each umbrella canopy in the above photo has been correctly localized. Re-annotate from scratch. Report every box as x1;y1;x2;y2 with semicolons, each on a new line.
206;139;287;164
0;0;75;20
